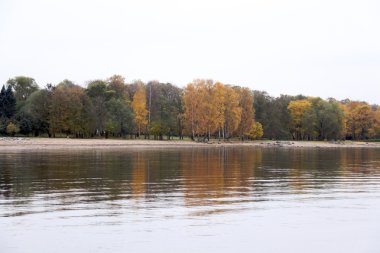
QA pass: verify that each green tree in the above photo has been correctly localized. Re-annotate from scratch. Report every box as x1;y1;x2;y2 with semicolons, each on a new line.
148;122;162;139
7;76;39;107
146;82;182;140
302;98;344;140
86;80;109;136
253;91;294;140
107;75;127;99
0;85;16;119
105;98;134;137
14;111;33;135
23;89;51;136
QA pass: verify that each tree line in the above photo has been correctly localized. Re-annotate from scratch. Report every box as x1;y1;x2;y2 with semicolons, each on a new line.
0;75;379;141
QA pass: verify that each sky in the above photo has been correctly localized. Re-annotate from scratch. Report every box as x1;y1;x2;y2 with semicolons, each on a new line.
1;0;379;103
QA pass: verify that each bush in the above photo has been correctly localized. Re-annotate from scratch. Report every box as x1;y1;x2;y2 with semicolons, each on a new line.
6;122;20;136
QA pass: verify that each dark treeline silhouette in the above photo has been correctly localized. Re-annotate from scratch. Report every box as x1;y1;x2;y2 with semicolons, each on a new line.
0;75;379;141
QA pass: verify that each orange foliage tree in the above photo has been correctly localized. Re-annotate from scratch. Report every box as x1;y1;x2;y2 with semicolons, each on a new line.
343;101;375;140
223;86;242;139
131;84;148;136
236;87;255;140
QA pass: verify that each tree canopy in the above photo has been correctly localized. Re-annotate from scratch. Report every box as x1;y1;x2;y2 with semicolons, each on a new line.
1;75;379;142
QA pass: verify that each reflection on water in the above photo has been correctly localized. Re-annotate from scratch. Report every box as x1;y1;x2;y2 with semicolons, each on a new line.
1;147;380;253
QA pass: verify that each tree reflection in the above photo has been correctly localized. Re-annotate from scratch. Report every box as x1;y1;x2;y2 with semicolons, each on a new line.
0;148;379;217
180;147;262;208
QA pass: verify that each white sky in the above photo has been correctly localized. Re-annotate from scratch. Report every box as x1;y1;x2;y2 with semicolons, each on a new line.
1;0;379;103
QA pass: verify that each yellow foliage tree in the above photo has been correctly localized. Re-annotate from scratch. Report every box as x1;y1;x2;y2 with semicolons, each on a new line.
182;80;253;141
212;82;226;139
224;85;242;138
374;108;380;138
245;122;263;140
344;102;375;139
288;99;312;140
236;87;254;140
183;81;205;139
183;79;219;140
131;84;148;136
6;122;19;136
339;103;349;138
198;79;218;139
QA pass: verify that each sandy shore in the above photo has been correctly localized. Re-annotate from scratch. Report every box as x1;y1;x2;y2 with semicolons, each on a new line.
0;137;379;151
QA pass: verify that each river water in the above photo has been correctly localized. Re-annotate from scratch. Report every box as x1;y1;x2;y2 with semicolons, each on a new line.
1;147;379;253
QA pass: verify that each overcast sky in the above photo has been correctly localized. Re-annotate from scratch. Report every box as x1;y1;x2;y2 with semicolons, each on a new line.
1;0;379;103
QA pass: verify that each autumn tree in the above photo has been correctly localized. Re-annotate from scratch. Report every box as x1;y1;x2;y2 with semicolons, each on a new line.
125;81;142;102
212;82;226;139
246;122;263;140
183;82;199;140
2;74;380;142
339;102;350;138
200;80;218;140
183;79;226;141
131;83;148;137
343;101;375;140
236;87;254;140
374;107;380;138
6;122;19;136
223;85;242;139
288;99;312;140
146;81;156;127
49;81;95;137
183;81;243;141
353;104;374;139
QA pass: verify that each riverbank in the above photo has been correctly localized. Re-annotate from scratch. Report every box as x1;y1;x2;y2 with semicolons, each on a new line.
0;137;379;150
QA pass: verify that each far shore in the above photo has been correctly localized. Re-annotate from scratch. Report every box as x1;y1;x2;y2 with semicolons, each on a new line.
0;137;379;151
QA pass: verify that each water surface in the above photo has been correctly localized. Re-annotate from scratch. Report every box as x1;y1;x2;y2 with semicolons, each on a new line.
1;147;379;253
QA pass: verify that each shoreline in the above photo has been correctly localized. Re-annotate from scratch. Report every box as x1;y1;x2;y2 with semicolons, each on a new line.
1;137;380;151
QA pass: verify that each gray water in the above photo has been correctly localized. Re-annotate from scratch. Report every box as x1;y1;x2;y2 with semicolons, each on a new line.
1;147;380;253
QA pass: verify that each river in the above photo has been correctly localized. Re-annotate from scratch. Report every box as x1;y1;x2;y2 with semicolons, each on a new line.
1;147;379;252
